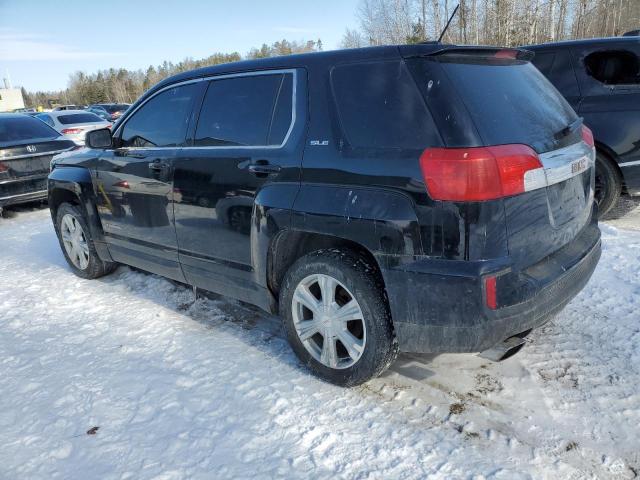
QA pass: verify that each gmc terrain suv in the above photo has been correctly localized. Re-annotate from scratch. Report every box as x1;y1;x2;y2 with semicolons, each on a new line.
525;36;640;217
48;44;601;386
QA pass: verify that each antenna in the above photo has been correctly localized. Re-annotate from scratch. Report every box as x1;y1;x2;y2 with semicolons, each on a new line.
437;4;460;43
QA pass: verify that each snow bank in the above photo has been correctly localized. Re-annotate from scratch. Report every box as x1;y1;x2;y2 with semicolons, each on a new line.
0;209;638;479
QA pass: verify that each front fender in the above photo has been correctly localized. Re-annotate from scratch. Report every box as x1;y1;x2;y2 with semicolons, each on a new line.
48;166;113;262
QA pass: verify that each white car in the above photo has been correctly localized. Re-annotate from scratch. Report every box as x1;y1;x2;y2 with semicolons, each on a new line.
36;110;111;145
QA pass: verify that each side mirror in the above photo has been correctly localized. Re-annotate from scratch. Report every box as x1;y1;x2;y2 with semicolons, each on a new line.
86;128;112;149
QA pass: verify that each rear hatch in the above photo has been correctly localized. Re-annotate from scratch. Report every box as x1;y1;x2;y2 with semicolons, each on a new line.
404;47;595;267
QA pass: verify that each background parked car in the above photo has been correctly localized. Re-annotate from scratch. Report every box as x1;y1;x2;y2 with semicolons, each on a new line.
0;113;75;213
525;36;640;217
53;105;85;111
86;106;113;122
36;110;111;145
88;103;130;122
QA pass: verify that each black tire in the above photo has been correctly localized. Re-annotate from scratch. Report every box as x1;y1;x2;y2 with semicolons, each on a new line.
595;151;622;219
54;202;117;279
280;249;398;386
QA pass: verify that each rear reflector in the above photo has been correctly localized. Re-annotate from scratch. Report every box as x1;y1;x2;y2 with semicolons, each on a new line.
485;276;497;310
61;128;83;134
420;144;544;201
581;125;595;148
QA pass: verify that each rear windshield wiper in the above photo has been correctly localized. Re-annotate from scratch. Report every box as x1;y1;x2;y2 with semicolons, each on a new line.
554;117;583;141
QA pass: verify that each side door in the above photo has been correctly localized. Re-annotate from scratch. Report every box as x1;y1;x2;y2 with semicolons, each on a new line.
173;69;303;303
572;43;640;168
94;82;202;281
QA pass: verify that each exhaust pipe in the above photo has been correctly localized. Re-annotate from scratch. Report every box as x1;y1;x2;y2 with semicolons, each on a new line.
479;335;526;362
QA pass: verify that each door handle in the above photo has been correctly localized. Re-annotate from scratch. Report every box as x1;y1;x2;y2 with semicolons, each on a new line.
248;163;281;175
148;160;169;172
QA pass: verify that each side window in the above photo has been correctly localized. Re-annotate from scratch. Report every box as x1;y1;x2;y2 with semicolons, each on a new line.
120;83;198;148
531;50;580;97
584;49;640;86
331;60;439;149
194;73;292;147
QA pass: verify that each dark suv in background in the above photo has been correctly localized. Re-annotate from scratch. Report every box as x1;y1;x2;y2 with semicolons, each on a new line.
526;36;640;217
48;44;601;386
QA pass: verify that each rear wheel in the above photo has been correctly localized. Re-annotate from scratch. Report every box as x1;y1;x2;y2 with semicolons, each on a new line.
595;151;622;218
55;202;117;279
280;249;398;386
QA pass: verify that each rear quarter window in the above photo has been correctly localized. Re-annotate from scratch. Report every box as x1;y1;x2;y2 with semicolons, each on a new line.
331;60;440;149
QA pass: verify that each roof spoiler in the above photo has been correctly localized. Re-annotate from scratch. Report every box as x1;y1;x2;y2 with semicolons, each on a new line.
623;29;639;36
401;45;534;62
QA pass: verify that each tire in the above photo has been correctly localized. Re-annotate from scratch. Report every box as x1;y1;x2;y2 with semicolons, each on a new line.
280;249;398;386
595;151;622;219
54;202;117;279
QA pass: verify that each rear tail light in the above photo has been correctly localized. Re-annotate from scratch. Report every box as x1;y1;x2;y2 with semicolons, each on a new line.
484;276;497;310
61;128;83;134
419;144;544;201
0;162;7;173
581;125;595;148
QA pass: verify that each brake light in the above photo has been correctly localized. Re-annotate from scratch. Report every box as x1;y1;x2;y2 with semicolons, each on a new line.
485;276;497;310
0;162;7;173
494;49;518;59
581;125;595;148
61;128;83;134
420;145;544;201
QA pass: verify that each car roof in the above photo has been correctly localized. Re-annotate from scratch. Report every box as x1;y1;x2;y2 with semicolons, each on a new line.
0;113;42;120
151;44;450;92
47;110;100;117
525;36;640;50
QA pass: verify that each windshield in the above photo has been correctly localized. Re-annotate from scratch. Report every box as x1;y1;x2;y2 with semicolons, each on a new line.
0;115;59;143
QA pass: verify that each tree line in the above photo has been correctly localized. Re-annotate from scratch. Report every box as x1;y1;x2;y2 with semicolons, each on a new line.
23;0;639;107
22;39;322;108
341;0;639;48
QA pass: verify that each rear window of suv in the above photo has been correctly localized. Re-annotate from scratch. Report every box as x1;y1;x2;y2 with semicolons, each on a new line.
331;60;440;149
408;57;579;153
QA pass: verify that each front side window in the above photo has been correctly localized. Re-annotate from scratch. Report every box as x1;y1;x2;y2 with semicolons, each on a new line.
584;49;640;86
120;83;198;148
194;73;293;147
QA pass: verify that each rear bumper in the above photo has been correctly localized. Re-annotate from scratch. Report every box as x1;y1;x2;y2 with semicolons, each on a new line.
381;222;601;353
0;175;49;207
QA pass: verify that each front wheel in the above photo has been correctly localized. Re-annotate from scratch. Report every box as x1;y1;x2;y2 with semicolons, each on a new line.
55;202;117;279
280;249;398;386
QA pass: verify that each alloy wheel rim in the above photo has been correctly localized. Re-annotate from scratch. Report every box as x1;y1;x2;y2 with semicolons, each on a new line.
61;214;90;270
291;273;366;369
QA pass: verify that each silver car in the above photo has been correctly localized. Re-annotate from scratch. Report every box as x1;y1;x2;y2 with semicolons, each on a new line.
36;110;111;146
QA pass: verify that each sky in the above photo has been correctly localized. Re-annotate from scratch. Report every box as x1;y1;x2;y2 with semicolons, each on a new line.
0;0;360;92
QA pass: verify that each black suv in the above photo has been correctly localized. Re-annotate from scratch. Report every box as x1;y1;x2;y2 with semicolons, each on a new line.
525;36;640;216
48;44;601;386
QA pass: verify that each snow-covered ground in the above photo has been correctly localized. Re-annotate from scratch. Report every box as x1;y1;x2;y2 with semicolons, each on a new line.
0;207;638;479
